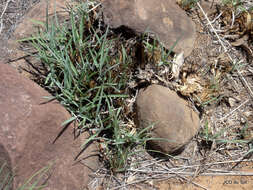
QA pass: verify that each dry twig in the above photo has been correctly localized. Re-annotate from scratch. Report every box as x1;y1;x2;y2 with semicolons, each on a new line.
218;99;249;121
0;0;12;35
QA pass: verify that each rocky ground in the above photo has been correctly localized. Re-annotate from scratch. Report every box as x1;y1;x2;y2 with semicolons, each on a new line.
1;0;253;189
0;0;39;40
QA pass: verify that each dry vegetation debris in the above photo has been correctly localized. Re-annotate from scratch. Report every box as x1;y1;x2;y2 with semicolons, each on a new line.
0;0;39;39
91;1;253;189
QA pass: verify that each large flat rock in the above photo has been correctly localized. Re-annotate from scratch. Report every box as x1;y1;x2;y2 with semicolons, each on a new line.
0;63;99;189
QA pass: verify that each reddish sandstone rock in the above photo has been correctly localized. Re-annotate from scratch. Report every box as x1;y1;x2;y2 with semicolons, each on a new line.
102;0;196;57
136;85;200;154
13;0;69;40
0;0;70;74
0;63;99;189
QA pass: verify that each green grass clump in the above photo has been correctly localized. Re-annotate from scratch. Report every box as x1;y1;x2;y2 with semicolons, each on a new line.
22;1;152;172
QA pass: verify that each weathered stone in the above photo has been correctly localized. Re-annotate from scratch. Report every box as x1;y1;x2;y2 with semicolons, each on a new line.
0;0;70;74
0;63;99;189
102;0;196;57
136;85;200;154
14;0;69;40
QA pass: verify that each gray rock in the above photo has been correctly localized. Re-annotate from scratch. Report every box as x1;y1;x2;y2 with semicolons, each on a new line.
0;63;99;189
136;85;200;154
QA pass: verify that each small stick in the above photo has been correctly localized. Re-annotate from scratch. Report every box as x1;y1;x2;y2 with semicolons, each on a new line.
210;11;224;24
197;2;228;52
231;10;235;28
0;0;11;35
87;2;101;13
218;99;249;121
